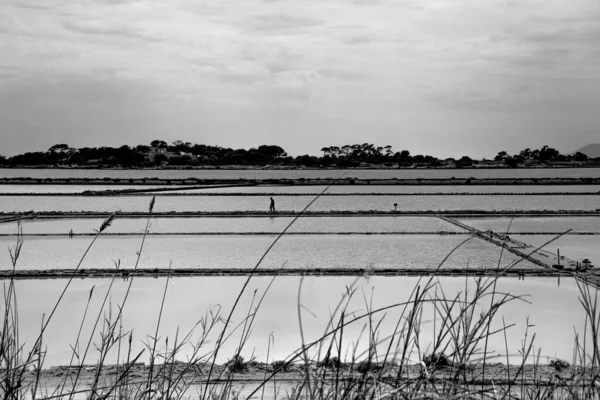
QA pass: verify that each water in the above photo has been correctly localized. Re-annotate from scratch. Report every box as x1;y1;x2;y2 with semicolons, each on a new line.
458;216;600;233
0;216;465;235
2;194;599;212
164;184;600;194
3;174;599;389
0;185;179;193
0;234;540;270
11;276;585;368
2;168;600;180
510;235;600;264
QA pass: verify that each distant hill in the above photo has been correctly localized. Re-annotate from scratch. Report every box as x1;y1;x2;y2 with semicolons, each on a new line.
576;143;600;158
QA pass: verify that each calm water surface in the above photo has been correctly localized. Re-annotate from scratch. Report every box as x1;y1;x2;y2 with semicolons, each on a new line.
0;185;178;193
2;195;599;212
510;235;600;264
2;168;600;180
0;216;464;235
458;216;600;233
12;276;584;368
0;235;539;270
165;185;600;194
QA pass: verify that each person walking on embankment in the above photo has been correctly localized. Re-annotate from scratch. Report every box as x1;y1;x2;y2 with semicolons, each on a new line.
269;197;276;213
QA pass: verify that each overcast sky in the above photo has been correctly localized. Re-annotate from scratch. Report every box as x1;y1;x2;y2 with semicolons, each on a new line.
0;0;599;158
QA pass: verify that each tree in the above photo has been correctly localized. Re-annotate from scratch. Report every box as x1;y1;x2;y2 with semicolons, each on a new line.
47;144;73;164
494;151;508;161
519;148;532;160
150;140;168;148
394;150;411;163
538;145;560;161
384;145;393;157
48;144;71;153
504;156;518;167
257;145;287;159
457;156;473;167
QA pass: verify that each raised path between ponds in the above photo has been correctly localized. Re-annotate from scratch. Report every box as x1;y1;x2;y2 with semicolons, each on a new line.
2;191;600;196
3;231;600;237
438;216;600;289
1;177;600;186
0;267;563;280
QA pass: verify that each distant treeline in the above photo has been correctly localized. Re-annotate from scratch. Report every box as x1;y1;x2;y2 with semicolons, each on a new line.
0;141;594;168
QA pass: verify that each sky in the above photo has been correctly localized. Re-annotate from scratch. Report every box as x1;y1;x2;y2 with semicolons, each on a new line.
0;0;599;158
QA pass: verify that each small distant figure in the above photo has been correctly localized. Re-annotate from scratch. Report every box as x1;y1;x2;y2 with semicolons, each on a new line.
269;197;276;213
68;229;74;239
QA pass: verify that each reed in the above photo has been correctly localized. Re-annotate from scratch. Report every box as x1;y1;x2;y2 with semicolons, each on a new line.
1;198;599;400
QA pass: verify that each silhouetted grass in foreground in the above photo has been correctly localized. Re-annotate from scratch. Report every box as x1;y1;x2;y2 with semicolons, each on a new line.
2;197;600;400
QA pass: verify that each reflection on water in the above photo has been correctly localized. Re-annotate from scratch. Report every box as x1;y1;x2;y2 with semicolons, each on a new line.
0;235;540;270
2;195;599;212
510;235;600;265
2;168;599;180
458;216;600;233
12;276;584;368
0;216;464;235
167;185;600;195
0;185;177;193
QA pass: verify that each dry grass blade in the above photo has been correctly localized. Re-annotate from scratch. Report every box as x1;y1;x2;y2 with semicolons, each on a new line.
149;196;156;213
99;212;117;233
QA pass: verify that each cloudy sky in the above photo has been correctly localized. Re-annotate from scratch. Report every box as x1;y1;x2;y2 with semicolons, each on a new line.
0;0;599;158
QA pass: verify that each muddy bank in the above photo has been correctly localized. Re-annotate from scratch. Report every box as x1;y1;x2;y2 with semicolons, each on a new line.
3;191;600;197
29;361;600;388
0;267;564;279
2;177;600;186
4;231;599;237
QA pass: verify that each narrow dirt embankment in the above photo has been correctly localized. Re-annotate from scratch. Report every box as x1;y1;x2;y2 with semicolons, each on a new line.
0;267;564;280
1;177;600;186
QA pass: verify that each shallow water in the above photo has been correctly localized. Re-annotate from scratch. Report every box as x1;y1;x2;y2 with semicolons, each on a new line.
2;168;600;180
165;184;600;195
458;216;600;233
2;194;599;212
11;276;585;368
510;235;600;265
0;234;539;270
0;185;179;193
0;216;465;235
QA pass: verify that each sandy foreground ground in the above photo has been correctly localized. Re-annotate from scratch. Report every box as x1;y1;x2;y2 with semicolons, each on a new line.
27;362;597;393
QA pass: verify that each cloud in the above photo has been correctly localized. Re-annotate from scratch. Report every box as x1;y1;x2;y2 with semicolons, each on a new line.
0;0;599;156
61;20;158;42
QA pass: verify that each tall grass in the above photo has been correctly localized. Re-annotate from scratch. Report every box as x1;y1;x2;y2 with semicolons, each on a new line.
1;199;600;400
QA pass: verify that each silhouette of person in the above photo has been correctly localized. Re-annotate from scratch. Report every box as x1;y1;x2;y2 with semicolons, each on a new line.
269;197;275;213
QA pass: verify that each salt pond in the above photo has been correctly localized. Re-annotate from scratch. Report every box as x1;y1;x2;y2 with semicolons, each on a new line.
162;185;600;195
1;194;599;212
0;234;540;270
458;216;600;233
2;167;600;180
510;235;600;266
11;276;585;368
0;216;464;235
0;185;179;193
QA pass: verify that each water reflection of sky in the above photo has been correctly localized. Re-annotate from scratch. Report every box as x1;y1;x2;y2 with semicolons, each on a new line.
0;235;540;270
13;276;584;368
1;168;599;180
1;195;599;212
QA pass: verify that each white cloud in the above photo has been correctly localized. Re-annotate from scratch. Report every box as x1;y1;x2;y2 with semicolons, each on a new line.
0;0;598;156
